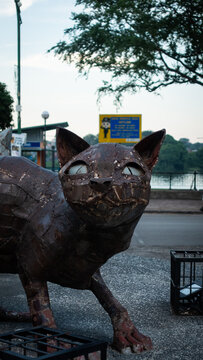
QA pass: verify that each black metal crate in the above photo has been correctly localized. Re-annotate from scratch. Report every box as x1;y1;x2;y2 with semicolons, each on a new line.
0;326;107;359
170;250;203;315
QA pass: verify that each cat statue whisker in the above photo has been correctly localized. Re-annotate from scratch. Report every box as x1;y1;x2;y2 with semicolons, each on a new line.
0;127;165;354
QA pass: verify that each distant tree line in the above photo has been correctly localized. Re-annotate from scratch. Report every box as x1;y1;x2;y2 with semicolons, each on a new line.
83;132;203;173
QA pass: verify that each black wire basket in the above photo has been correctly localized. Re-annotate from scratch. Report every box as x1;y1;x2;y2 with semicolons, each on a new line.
170;250;203;315
0;326;107;359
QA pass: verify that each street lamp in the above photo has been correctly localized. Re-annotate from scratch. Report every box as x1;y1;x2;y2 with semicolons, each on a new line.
14;0;22;134
41;111;49;168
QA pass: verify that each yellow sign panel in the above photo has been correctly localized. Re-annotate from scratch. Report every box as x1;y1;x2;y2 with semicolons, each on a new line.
99;114;142;143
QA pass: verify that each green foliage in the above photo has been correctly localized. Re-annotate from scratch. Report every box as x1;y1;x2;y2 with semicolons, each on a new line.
191;143;203;151
196;148;203;172
179;138;190;145
186;148;203;172
51;0;203;102
142;130;153;138
0;82;14;130
179;138;203;152
154;135;187;172
83;133;98;144
154;134;203;173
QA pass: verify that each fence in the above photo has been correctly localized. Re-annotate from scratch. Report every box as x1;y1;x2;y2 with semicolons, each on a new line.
151;172;203;190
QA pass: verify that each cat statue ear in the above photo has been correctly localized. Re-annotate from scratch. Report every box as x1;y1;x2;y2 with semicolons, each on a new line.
134;129;166;170
56;127;90;167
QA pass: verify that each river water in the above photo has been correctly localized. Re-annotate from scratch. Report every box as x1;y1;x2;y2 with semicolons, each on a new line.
151;173;203;190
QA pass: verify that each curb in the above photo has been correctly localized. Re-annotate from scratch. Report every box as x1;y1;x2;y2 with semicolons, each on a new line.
145;210;203;214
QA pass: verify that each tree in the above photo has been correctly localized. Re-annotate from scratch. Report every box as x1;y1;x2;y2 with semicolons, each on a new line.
0;82;14;130
186;147;203;172
154;134;187;172
196;148;203;171
83;133;98;144
179;138;190;145
142;130;153;138
190;142;203;151
51;0;203;102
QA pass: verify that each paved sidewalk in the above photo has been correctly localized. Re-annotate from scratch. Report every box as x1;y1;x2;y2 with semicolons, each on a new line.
0;249;202;360
145;198;203;214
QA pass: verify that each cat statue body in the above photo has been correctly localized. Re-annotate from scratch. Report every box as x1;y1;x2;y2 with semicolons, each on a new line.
0;127;165;354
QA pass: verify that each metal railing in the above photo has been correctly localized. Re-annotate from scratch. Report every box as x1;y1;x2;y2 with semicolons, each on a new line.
151;172;203;190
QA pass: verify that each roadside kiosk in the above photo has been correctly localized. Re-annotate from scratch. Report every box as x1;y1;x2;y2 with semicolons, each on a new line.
12;122;68;168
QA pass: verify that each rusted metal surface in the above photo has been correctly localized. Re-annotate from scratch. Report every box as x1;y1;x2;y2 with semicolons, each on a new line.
0;127;165;354
0;128;11;156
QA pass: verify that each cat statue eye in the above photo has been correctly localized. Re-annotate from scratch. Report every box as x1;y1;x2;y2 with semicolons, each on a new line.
123;164;143;176
68;162;88;175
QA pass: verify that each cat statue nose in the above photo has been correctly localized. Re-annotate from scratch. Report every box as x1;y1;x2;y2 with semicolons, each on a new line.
90;177;112;192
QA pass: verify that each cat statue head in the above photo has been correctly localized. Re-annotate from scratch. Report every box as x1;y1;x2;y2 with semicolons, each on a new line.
57;128;165;228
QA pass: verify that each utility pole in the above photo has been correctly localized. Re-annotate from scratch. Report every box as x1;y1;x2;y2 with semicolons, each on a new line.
14;0;22;134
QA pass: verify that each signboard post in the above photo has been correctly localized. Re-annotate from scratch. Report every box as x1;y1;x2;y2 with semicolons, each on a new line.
99;114;142;143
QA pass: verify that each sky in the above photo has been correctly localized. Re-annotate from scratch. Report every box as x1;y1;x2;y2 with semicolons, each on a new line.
0;0;203;143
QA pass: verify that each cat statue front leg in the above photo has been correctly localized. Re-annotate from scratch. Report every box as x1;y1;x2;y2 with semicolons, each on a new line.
90;270;152;354
20;273;56;328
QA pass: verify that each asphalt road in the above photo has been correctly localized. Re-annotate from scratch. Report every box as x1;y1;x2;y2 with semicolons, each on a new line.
132;213;203;247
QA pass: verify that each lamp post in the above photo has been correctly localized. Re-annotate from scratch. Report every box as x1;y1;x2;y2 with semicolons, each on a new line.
41;111;49;168
14;0;22;134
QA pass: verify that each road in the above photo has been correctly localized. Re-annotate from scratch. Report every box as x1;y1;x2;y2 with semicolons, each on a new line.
132;213;203;247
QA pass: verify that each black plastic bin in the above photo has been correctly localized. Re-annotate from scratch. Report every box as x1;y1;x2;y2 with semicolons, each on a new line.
170;250;203;315
0;326;107;359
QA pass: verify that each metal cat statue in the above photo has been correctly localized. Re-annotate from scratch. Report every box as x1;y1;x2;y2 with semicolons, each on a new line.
0;127;165;354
